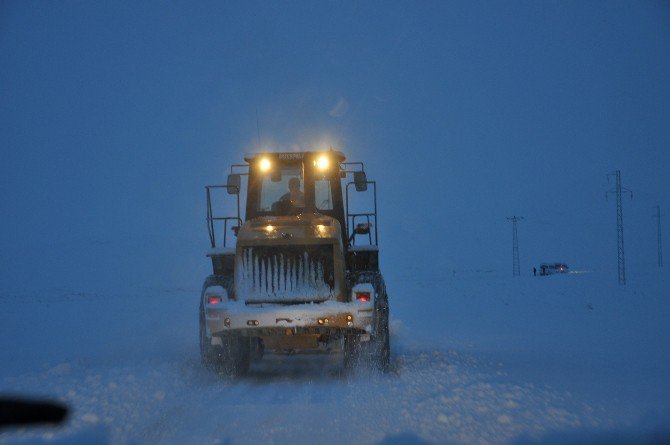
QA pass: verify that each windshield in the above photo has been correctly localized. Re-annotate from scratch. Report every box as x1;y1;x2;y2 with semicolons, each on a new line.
257;167;304;213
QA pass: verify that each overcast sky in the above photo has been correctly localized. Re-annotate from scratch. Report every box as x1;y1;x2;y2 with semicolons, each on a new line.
1;1;669;291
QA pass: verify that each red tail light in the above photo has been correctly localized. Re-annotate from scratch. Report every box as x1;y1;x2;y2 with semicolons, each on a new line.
207;295;223;304
355;292;371;302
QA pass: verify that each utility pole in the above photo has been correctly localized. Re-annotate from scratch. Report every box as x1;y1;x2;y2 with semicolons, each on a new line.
507;216;523;277
606;170;632;285
654;206;663;268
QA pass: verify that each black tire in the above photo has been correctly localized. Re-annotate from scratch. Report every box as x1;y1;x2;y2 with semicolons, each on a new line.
354;309;390;373
372;309;391;372
250;337;264;362
199;274;230;368
348;271;391;373
199;311;220;368
343;334;361;370
199;311;250;376
220;336;251;376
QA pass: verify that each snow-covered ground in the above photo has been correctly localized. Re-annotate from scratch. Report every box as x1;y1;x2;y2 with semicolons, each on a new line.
1;269;669;444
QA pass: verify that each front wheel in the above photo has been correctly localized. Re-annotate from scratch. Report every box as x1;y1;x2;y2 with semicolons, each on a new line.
199;313;250;376
199;312;219;367
220;336;251;376
374;311;391;372
343;317;390;373
365;309;390;372
343;334;361;370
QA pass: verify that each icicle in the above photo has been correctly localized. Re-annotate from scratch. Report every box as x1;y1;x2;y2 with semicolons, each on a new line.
236;246;334;301
297;254;303;291
265;257;270;296
279;254;285;296
273;254;279;295
266;254;270;295
304;253;309;289
235;249;244;300
309;260;317;289
253;253;259;293
261;257;266;295
316;261;323;291
244;249;250;298
289;257;295;293
268;254;273;294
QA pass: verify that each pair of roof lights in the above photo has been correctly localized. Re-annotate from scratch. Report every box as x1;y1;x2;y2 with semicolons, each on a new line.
258;155;330;173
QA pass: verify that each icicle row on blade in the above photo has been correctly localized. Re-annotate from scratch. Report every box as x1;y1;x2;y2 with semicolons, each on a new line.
235;246;333;302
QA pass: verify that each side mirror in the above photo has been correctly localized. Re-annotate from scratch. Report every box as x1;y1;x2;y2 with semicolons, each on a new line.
227;174;241;195
354;171;367;192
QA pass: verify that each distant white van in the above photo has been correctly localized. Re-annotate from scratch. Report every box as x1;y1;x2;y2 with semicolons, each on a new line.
539;262;569;276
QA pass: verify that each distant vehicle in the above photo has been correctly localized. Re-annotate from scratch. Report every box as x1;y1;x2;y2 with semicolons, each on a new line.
539;263;569;276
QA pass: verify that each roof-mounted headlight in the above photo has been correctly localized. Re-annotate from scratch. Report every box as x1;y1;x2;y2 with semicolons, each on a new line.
315;155;330;171
259;158;271;172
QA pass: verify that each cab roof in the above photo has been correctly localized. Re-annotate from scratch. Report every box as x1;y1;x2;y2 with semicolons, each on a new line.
243;150;346;163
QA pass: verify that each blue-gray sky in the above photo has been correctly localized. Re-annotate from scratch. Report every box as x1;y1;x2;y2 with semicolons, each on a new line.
1;1;669;290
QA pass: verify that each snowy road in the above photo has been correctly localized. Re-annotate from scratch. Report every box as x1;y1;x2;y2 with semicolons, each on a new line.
0;348;608;445
1;271;669;444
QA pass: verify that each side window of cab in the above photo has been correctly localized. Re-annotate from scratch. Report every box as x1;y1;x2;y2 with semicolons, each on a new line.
315;178;333;210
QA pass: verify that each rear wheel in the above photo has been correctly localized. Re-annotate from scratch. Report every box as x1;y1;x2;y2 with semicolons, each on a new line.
359;309;390;372
343;334;361;370
220;336;251;376
250;337;264;361
199;312;219;367
372;310;390;372
199;312;250;376
349;272;391;372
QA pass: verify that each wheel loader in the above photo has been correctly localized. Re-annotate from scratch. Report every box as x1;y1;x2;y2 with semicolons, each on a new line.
199;150;389;375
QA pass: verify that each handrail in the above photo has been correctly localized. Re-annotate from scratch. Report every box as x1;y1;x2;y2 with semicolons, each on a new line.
345;180;378;247
206;185;241;248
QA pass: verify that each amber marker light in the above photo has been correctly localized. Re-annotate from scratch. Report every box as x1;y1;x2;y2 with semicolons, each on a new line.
265;225;275;233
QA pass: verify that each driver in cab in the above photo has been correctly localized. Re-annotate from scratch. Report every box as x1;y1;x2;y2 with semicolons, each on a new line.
278;177;304;209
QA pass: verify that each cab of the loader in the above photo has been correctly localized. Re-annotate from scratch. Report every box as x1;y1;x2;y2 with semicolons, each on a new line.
206;150;380;275
243;151;347;238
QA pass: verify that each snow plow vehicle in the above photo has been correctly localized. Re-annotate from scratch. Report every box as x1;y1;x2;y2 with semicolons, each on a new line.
199;150;389;376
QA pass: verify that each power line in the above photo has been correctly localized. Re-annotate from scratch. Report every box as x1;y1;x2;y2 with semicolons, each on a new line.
606;170;632;285
507;216;523;277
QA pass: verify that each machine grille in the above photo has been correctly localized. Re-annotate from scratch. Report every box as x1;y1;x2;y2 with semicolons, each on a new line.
235;245;334;303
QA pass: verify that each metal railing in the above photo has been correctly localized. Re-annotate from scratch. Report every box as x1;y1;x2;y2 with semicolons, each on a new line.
206;185;241;248
345;180;378;247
